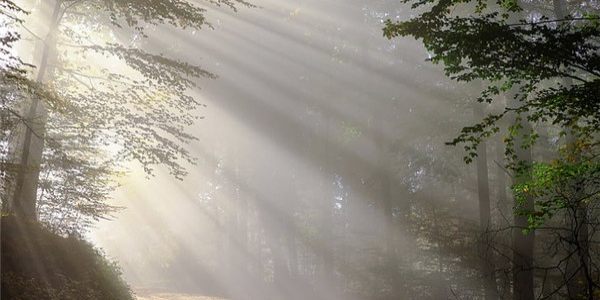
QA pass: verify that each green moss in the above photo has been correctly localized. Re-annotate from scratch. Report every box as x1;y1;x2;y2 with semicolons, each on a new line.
1;216;134;300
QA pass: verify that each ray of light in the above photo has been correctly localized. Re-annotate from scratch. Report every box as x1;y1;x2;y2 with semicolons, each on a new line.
90;0;477;299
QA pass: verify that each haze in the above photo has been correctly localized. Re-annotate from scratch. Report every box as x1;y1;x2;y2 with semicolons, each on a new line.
88;1;490;299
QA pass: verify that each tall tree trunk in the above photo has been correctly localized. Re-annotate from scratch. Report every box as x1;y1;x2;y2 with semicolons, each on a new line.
8;0;62;219
564;109;591;299
494;135;513;296
496;138;509;221
500;6;535;298
475;104;491;231
474;103;496;299
510;108;535;300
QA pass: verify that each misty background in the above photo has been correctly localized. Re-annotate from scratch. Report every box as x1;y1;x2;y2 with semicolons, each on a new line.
5;0;573;298
90;0;492;299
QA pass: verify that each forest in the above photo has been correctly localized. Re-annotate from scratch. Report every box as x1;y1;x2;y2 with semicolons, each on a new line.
0;0;599;299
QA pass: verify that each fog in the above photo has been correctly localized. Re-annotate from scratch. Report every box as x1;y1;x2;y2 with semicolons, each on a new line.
90;0;489;299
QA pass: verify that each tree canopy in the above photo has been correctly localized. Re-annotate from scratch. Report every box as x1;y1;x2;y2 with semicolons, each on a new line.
1;0;252;233
384;0;599;228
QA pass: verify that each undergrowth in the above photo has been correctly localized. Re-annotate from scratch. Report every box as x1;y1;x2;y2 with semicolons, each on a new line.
1;216;135;300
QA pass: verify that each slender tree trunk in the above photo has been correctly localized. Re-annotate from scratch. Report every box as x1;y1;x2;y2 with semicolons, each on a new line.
474;103;496;299
494;136;513;297
475;104;492;231
511;117;535;300
499;7;535;299
496;138;509;222
9;0;62;219
565;124;591;299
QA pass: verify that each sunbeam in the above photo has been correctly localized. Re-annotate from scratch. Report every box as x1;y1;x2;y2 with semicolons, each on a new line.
90;0;465;299
5;0;595;299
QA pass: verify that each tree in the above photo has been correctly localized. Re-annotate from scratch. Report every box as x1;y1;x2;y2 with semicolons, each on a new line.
0;0;40;214
2;0;252;232
384;0;600;297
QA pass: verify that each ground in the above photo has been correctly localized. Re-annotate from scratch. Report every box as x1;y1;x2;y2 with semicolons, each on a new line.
133;287;228;300
135;294;226;300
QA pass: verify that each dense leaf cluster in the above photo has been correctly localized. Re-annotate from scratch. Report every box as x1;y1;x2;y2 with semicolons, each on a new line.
514;160;600;232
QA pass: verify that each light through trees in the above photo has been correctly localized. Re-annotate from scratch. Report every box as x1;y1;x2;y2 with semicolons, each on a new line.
2;0;598;299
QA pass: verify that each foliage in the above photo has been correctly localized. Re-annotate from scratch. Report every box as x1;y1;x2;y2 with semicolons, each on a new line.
48;0;221;179
1;0;251;233
383;0;600;297
383;0;599;224
104;0;254;32
37;136;125;235
0;0;28;72
382;0;599;156
513;158;600;233
0;216;134;300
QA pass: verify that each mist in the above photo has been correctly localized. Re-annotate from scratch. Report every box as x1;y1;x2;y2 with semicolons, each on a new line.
90;1;486;299
8;0;596;299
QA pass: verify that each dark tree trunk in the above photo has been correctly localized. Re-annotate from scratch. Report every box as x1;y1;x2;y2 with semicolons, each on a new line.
496;139;509;220
565;132;591;299
475;104;491;231
474;103;497;299
511;119;535;300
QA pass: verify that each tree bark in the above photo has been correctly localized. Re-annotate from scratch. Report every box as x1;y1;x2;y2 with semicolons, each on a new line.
564;120;591;300
475;104;491;231
496;138;509;221
474;103;496;299
9;0;62;219
511;114;535;300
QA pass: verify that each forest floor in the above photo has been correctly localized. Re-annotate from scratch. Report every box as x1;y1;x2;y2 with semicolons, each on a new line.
135;294;226;300
133;287;228;300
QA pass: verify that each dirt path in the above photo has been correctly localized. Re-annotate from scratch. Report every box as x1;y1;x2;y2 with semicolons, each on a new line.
133;287;228;300
135;293;226;300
